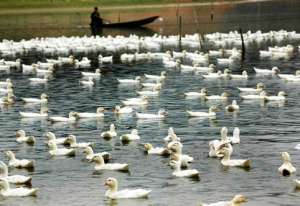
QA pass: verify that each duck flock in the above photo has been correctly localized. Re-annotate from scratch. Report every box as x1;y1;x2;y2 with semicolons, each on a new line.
0;30;300;205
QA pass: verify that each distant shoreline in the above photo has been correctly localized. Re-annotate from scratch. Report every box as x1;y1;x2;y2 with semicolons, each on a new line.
0;0;273;15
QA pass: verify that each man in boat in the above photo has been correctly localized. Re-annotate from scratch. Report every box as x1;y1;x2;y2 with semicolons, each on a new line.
90;7;103;36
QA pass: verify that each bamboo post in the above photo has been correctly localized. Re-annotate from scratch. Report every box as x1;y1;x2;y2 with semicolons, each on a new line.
178;16;182;51
239;28;246;65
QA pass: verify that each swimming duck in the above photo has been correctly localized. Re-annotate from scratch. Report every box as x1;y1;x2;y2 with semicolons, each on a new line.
217;147;251;168
240;91;267;100
81;68;101;78
209;127;233;158
80;77;94;86
22;64;37;74
137;89;160;96
46;132;68;148
164;127;180;142
29;76;48;84
202;70;223;79
264;91;286;101
66;135;93;148
205;92;229;100
294;179;300;189
5;151;34;169
113;105;133;114
101;124;117;140
254;66;280;75
144;143;170;156
19;107;48;118
91;155;128;171
169;160;199;178
82;146;111;162
0;179;38;197
122;96;148;106
136;109;167;119
187;106;218;118
278;152;296;176
15;130;35;145
184;88;207;98
48;111;78;122
231;71;248;79
21;93;48;104
77;107;105;118
144;71;166;81
237;82;265;93
200;194;247;206
104;177;151;199
117;76;141;84
48;141;75;157
225;100;240;112
167;141;194;168
141;81;162;89
0;161;32;185
120;129;140;142
98;55;113;64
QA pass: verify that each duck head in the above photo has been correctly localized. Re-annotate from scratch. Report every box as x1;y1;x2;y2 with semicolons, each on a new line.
91;155;105;165
83;146;93;155
144;143;153;151
4;151;15;160
113;105;121;113
41;93;48;100
96;107;105;114
167;141;182;153
232;194;247;205
16;130;26;138
104;177;118;192
110;124;116;133
278;91;287;97
46;132;56;140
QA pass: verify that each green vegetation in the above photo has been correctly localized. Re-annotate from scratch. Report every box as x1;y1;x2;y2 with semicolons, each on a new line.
0;0;217;9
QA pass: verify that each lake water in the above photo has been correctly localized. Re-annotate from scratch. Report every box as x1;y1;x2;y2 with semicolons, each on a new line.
1;0;300;206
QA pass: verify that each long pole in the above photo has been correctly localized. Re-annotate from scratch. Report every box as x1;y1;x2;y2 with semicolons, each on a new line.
179;16;182;51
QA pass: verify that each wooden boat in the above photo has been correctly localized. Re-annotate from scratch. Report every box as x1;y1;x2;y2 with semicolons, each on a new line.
101;16;159;28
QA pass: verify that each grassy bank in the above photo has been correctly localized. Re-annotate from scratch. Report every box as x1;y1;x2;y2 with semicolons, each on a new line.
0;0;228;9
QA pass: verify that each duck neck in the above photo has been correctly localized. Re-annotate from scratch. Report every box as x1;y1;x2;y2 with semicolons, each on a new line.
222;151;231;161
0;163;8;177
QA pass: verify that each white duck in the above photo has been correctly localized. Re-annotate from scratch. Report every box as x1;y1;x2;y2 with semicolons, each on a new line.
187;106;218;118
141;80;162;89
80;77;94;86
144;143;170;156
29;76;48;83
225;100;240;112
113;105;133;114
66;135;93;148
91;155;128;171
104;177;151;199
241;91;267;100
278;152;296;176
0;179;38;197
209;127;233;158
202;70;223;79
120;129;140;142
15;130;35;144
231;71;248;79
144;71;166;81
81;68;101;78
294;179;300;189
184;88;207;98
237;82;265;93
228;127;240;144
117;76;141;84
0;161;32;185
200;194;247;206
254;66;280;75
122;96;148;106
136;109;167;119
169;160;199;178
48;141;75;157
5;151;34;169
137;88;160;96
101;124;117;139
21;93;48;104
82;146;111;162
205;92;229;100
48;111;78;122
167;141;194;168
46;132;68;146
264;91;286;101
164;127;180;142
217;147;251;168
19;107;48;118
77;107;105;118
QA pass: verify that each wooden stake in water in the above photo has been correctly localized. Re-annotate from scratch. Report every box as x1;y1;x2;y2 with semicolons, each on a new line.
179;16;182;51
239;28;245;62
